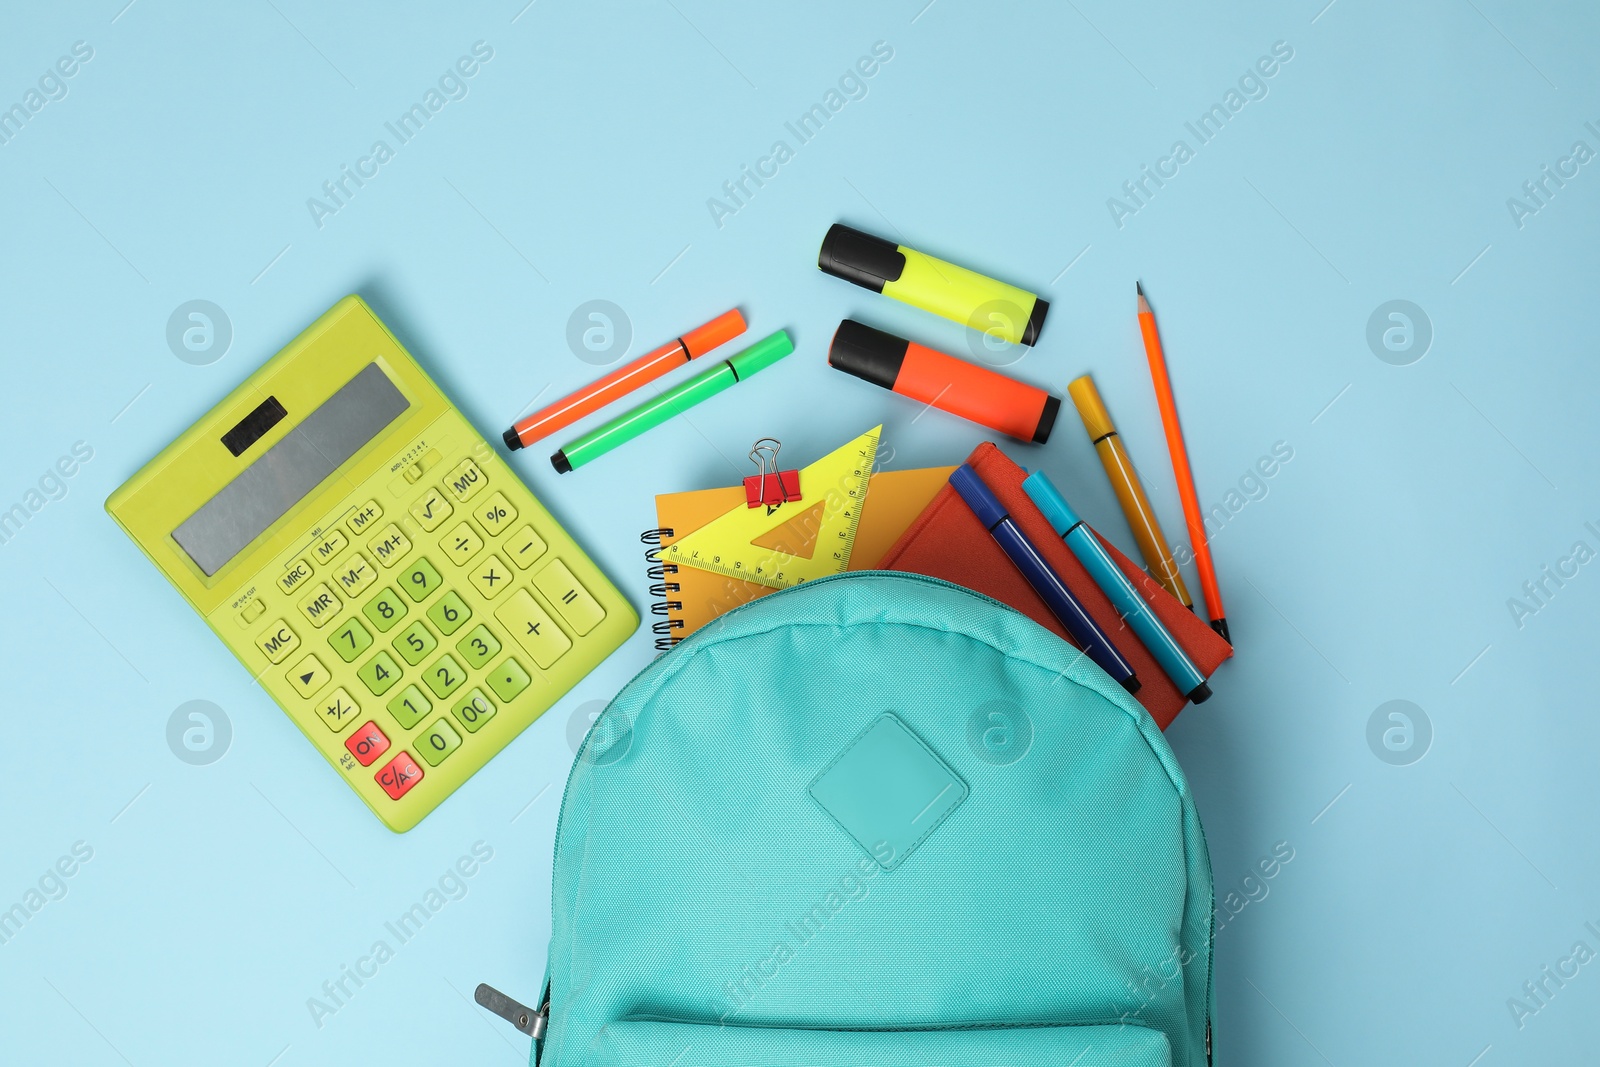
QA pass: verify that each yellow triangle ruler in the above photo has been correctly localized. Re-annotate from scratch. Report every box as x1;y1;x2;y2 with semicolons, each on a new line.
665;425;881;590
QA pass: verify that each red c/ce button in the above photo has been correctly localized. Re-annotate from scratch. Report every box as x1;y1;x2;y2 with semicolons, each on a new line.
375;751;423;800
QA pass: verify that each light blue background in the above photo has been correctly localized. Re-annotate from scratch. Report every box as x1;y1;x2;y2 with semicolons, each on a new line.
2;1;1597;1063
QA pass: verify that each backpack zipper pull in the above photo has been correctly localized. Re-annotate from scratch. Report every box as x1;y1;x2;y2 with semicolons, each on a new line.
474;982;547;1039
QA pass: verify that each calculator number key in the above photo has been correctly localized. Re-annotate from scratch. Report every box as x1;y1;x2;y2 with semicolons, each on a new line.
363;587;409;632
507;525;547;569
328;618;372;662
317;687;360;732
444;459;487;502
344;720;390;766
534;559;607;636
441;522;484;567
357;651;403;696
473;492;518;537
401;558;443;602
368;524;412;569
451;689;496;733
456;624;501;670
423;654;467;699
393;620;439;666
416;717;463;767
375;752;424;800
427;591;472;636
255;619;300;664
495;590;571;669
297;582;342;628
409;486;454;532
469;553;513;600
386;684;434;730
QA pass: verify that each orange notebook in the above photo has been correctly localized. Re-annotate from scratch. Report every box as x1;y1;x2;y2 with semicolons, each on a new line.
647;467;954;648
877;443;1233;729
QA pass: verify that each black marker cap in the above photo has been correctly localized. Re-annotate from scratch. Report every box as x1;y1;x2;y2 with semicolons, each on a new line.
550;450;572;474
1022;297;1049;346
818;223;905;293
1187;680;1213;704
828;319;909;391
503;427;524;451
1120;675;1142;695
1033;395;1060;445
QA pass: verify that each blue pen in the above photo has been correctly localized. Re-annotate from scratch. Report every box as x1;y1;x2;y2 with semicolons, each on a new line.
948;465;1139;694
1023;470;1211;704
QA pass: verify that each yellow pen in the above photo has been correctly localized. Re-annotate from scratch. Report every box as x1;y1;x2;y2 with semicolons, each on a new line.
1066;374;1194;609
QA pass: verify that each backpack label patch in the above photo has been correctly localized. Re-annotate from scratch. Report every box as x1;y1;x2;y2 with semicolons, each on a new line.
808;712;968;871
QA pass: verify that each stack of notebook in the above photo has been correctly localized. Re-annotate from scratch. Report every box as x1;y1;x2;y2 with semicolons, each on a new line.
649;443;1231;729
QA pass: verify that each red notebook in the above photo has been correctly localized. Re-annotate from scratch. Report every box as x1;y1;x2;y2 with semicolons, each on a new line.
878;443;1233;730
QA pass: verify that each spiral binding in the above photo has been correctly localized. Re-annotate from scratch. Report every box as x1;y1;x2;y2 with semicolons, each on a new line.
641;528;682;650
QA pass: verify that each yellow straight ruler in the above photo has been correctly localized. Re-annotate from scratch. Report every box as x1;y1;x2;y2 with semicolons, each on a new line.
664;425;881;589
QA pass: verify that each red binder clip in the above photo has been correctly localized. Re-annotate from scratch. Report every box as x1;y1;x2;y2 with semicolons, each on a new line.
743;438;801;509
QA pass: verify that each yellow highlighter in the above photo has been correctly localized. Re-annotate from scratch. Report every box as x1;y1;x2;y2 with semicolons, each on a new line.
1066;374;1194;609
818;224;1049;345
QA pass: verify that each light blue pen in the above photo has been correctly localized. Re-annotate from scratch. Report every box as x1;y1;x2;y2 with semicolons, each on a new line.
1022;470;1212;704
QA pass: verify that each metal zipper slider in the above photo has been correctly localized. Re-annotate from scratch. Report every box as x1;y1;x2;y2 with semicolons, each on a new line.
475;982;547;1039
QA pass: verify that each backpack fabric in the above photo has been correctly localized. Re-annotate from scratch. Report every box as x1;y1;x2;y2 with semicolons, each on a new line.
539;571;1215;1066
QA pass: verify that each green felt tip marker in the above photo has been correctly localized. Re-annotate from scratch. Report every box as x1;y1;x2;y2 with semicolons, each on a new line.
551;329;794;473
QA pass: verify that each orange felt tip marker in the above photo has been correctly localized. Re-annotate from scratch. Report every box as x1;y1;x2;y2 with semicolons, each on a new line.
503;309;746;450
828;320;1060;443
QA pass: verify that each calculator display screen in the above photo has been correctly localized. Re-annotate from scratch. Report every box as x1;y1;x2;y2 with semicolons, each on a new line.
172;363;411;576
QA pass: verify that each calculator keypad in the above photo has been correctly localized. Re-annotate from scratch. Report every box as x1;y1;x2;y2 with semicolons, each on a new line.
496;590;571;669
533;560;607;636
369;524;411;568
427;592;472;635
417;718;462;766
298;582;342;627
444;459;486;502
288;653;331;698
364;588;408;631
346;499;383;536
318;688;360;732
469;554;513;600
256;619;300;663
244;442;632;827
473;492;517;537
376;752;423;800
328;618;372;662
345;720;389;765
358;651;403;696
409;487;453;531
441;522;484;567
401;558;443;602
387;684;433;729
279;558;315;594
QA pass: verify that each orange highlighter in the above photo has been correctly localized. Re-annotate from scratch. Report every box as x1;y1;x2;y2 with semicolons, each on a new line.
828;320;1060;443
1066;374;1193;609
503;309;746;450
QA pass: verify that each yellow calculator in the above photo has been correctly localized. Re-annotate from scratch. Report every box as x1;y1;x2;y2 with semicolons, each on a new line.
107;296;638;831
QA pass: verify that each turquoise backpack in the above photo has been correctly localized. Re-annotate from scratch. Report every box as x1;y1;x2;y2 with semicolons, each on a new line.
530;571;1214;1065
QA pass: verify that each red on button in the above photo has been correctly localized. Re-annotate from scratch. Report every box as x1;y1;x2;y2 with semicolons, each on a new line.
345;721;390;767
375;752;423;800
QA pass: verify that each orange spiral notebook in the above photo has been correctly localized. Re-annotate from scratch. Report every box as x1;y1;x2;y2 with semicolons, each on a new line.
646;467;954;649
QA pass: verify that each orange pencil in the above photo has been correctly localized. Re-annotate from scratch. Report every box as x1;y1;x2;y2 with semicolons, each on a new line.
1137;282;1229;644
